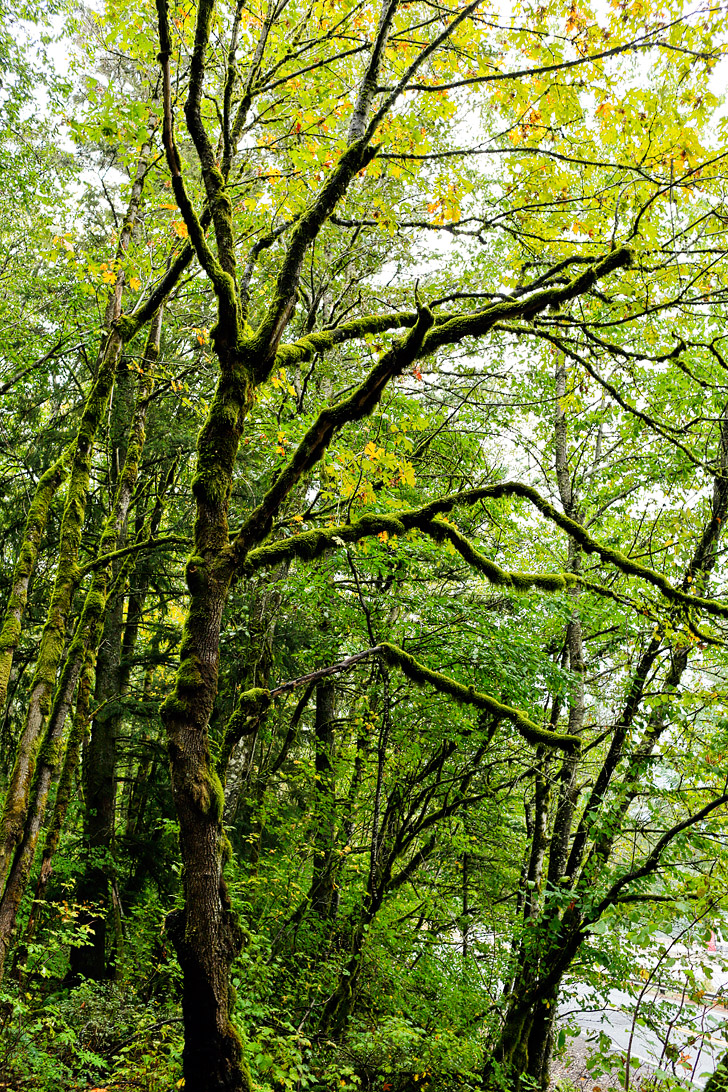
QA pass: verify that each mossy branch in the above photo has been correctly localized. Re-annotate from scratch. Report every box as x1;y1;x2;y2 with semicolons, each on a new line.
267;248;630;403
250;136;380;378
78;534;189;578
378;643;576;751
422;518;577;592
234;304;435;551
243;479;728;619
365;0;482;141
243;511;574;594
155;0;238;337
233;643;575;754
495;481;728;620
420;247;632;356
275;311;421;368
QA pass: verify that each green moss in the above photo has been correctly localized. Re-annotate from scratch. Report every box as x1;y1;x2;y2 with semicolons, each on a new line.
422;247;632;357
175;656;205;694
226;687;271;728
185;556;208;595
160;694;191;724
115;315;138;341
275;330;335;368
244;512;574;599
190;766;225;821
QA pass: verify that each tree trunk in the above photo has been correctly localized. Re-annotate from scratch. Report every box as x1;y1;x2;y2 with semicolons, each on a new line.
73;363;135;980
160;361;255;1092
310;680;338;919
23;649;92;949
0;449;70;715
0;315;161;980
0;331;123;896
0;145;150;897
488;987;558;1092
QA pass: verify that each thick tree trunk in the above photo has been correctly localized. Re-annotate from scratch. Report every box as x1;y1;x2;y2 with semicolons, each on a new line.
488;986;558;1092
160;362;255;1092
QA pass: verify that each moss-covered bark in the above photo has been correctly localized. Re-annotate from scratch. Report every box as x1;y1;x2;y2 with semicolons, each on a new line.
309;681;338;919
0;137;153;901
0;329;123;897
73;317;162;981
0;448;71;715
160;361;255;1092
25;648;92;936
0;317;162;977
0;611;97;979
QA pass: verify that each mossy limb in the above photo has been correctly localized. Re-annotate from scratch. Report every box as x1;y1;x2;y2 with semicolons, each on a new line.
379;642;578;752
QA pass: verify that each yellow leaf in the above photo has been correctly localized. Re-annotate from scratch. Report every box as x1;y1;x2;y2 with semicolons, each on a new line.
129;276;141;290
173;220;188;238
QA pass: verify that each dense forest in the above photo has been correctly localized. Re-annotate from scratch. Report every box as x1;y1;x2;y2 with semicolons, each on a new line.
1;0;728;1089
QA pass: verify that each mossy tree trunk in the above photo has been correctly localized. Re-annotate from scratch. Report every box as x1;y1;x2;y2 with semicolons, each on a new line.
73;367;135;981
310;681;338;919
24;648;92;944
0;329;124;899
0;317;161;980
161;363;255;1092
0;448;70;716
0;144;151;901
72;314;163;981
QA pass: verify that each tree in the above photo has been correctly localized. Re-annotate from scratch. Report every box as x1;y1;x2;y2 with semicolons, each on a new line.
1;0;728;1090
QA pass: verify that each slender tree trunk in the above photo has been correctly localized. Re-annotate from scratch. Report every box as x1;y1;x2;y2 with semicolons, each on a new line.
0;331;123;897
493;361;585;1090
72;317;162;979
0;146;150;896
310;681;338;918
0;316;160;979
24;649;92;943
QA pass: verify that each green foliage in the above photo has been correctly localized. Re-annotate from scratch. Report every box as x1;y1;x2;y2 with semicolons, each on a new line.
2;0;728;1088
